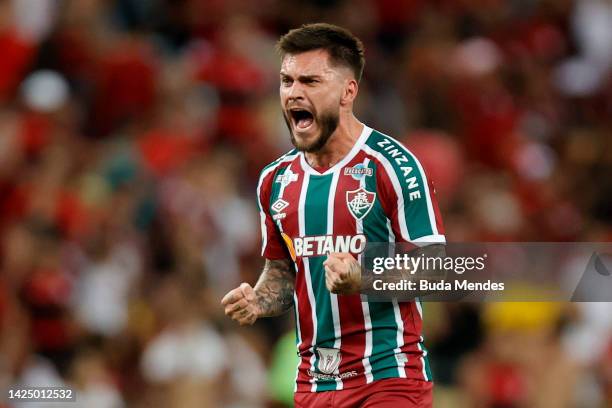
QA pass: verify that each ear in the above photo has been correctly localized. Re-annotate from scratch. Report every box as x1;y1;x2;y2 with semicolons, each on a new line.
340;78;358;107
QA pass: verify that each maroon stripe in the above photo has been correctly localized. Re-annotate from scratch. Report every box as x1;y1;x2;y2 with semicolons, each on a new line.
428;179;445;235
398;301;426;380
331;152;370;387
275;160;314;391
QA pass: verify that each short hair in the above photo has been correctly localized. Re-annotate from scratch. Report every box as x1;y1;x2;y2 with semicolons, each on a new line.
276;23;365;82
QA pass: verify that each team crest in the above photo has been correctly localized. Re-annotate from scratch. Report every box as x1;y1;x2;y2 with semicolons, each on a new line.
346;187;376;220
316;347;342;375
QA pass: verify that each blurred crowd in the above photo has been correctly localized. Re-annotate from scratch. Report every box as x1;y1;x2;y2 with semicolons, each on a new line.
0;0;611;407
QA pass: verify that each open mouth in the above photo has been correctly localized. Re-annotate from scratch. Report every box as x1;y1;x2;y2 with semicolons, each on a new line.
289;108;314;130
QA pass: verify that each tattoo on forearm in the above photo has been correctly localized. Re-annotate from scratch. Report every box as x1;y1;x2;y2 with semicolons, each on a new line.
254;258;295;317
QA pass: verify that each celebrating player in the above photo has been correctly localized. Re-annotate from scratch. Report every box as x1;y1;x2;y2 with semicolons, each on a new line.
222;23;445;407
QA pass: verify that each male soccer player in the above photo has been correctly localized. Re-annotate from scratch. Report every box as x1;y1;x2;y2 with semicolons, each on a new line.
221;23;445;407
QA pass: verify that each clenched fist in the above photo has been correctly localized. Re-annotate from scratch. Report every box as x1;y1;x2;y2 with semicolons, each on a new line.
221;283;261;325
323;252;362;295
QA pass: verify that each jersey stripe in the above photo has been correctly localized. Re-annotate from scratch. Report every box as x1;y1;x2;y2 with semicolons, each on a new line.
356;187;374;383
384;219;407;377
257;152;298;257
258;126;443;392
332;153;369;387
327;171;343;390
297;173;319;392
293;292;302;392
363;131;445;243
267;162;311;391
304;174;337;392
360;158;404;381
272;162;303;391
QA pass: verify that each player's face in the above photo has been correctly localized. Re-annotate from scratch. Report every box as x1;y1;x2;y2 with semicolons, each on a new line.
280;49;347;152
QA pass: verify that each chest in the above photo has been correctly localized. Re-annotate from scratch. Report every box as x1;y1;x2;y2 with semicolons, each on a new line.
269;166;384;238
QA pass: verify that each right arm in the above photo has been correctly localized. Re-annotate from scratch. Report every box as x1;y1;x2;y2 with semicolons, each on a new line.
221;258;294;325
223;161;296;325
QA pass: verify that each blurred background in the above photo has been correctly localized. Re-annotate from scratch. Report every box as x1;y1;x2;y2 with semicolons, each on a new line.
0;0;611;407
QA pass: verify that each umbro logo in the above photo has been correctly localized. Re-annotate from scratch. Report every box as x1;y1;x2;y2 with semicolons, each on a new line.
271;198;289;213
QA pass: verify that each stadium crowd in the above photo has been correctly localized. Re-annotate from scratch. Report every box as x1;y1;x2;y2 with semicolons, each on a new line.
0;0;611;406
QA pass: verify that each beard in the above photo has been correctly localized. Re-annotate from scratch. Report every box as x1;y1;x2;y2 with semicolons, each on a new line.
284;108;339;153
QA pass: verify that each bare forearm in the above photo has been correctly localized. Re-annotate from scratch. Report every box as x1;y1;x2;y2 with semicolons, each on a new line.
254;258;295;317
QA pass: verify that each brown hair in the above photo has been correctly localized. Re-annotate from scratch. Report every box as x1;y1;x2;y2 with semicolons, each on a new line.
276;23;365;82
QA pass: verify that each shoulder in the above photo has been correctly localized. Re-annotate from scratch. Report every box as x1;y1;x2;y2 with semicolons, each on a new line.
259;148;299;177
257;148;299;195
361;128;426;177
259;149;299;180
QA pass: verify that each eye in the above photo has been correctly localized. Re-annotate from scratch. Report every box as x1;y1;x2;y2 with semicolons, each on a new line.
281;77;293;86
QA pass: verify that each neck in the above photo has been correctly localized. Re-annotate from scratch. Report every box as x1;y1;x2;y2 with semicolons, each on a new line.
304;113;363;169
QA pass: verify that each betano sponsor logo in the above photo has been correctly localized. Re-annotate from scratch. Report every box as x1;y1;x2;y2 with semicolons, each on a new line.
281;233;366;261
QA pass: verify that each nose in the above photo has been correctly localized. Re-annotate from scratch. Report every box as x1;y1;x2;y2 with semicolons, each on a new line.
285;81;305;103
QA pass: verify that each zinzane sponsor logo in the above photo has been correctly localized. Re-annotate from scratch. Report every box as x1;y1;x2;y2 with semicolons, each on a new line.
376;138;422;201
281;233;367;261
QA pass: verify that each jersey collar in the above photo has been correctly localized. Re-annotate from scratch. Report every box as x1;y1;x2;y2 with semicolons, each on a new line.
299;124;372;176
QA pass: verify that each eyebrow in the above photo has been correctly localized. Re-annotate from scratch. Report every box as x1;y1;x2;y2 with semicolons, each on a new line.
280;72;323;81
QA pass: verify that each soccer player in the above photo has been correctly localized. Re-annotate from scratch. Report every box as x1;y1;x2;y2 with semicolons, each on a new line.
221;23;445;407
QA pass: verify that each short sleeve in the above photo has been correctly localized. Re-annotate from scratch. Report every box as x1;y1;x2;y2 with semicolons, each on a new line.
257;168;290;259
374;140;445;245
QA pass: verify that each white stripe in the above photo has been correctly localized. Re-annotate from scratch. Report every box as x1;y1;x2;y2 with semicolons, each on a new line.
363;144;446;246
415;297;423;318
385;138;442;382
257;153;298;256
401;146;439;235
358;158;374;384
414;302;429;378
274;163;302;390
293;291;302;392
298;173;318;392
417;335;429;380
362;144;411;242
327;171;343;390
412;234;446;244
392;299;407;378
368;132;440;235
386;218;395;242
360;293;374;384
386;218;407;377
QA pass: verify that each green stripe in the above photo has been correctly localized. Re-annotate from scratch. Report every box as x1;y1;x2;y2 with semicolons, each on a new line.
366;131;433;239
361;160;403;381
420;340;433;381
304;174;336;391
417;300;433;381
268;166;288;209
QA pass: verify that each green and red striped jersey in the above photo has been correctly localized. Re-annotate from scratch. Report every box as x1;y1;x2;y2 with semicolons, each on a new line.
257;125;445;392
